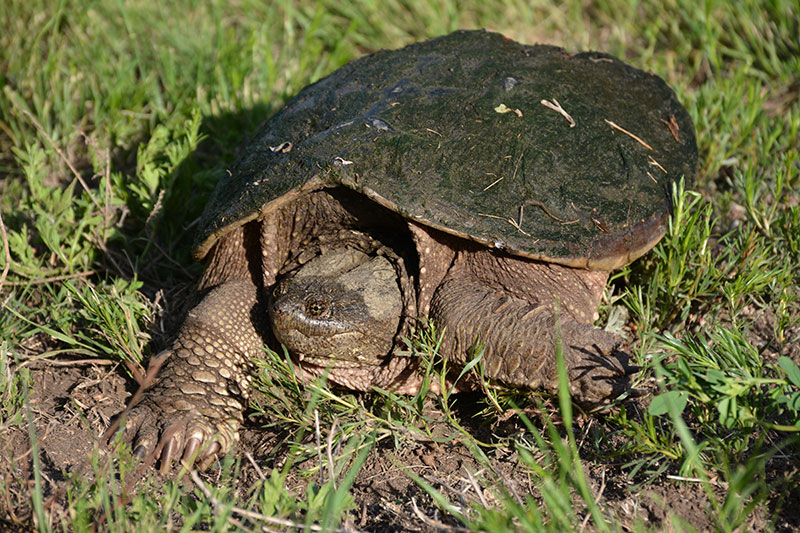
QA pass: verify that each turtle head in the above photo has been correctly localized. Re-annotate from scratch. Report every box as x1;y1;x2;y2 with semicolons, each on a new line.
268;248;402;365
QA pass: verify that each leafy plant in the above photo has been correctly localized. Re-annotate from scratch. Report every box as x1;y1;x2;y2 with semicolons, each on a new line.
650;329;800;432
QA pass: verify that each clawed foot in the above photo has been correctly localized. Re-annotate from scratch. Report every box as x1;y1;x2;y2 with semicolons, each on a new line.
108;392;240;474
103;280;267;474
565;335;636;405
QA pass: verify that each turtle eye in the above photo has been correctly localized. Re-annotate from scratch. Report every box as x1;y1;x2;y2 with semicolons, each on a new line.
305;299;327;317
271;283;285;299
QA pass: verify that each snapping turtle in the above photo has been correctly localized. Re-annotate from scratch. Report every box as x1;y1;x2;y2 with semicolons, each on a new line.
117;30;697;471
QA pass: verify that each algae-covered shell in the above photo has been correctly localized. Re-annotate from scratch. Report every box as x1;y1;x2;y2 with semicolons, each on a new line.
196;30;697;270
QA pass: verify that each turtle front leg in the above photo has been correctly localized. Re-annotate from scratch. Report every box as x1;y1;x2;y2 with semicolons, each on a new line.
429;275;629;404
114;279;266;472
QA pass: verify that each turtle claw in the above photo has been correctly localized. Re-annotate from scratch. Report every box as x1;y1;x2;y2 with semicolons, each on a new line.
133;444;148;460
197;442;221;471
173;433;221;472
181;437;201;464
159;435;182;473
109;400;161;467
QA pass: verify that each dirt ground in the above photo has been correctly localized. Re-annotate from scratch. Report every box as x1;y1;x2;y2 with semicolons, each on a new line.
1;352;798;532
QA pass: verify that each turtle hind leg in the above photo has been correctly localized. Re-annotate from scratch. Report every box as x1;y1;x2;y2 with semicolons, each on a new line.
429;270;629;404
111;279;266;473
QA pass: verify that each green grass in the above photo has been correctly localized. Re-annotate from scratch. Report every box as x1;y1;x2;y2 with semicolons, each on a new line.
1;0;799;530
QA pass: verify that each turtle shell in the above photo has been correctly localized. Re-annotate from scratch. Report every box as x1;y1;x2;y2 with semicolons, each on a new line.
195;30;697;270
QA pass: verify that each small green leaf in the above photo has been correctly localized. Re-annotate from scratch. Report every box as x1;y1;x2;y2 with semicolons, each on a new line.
649;390;688;416
706;369;727;386
778;356;800;387
717;397;738;428
781;391;800;412
676;357;692;379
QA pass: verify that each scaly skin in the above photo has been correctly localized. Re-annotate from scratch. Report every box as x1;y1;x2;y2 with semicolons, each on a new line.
427;248;628;402
120;280;265;472
429;274;625;402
